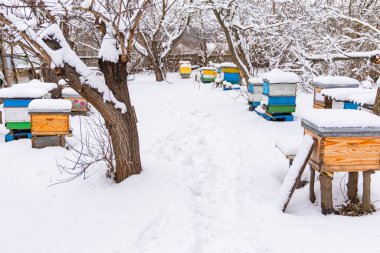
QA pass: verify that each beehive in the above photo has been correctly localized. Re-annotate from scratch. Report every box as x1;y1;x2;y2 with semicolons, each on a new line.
247;77;263;108
220;62;240;85
200;67;217;83
0;86;50;131
62;88;88;113
301;109;380;172
258;69;299;119
311;76;359;109
28;99;71;136
179;64;192;78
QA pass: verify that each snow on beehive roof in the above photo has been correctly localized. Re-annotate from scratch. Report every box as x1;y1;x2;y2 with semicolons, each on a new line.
321;88;374;101
259;69;299;84
248;77;263;85
220;62;237;68
302;109;380;128
28;99;72;113
0;86;48;98
349;92;377;105
180;63;192;67
312;76;359;88
12;79;57;92
62;87;81;98
200;67;216;70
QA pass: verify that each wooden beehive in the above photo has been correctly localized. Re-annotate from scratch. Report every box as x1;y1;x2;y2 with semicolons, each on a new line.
62;88;89;113
179;64;192;78
302;110;380;173
28;99;71;136
200;67;217;83
0;86;50;131
312;76;359;109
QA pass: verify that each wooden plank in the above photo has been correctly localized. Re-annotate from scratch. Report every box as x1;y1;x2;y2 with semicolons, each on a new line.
281;135;315;212
263;104;296;113
321;164;380;172
32;135;65;149
264;83;297;96
4;107;30;122
6;121;31;130
31;114;69;135
320;137;380;168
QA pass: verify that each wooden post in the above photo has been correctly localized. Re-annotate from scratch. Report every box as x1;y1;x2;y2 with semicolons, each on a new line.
309;168;316;203
362;171;374;213
347;172;358;203
320;173;334;215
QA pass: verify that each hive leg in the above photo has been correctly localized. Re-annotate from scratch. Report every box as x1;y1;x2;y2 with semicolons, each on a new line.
362;171;374;213
347;172;358;203
320;173;334;215
309;168;316;203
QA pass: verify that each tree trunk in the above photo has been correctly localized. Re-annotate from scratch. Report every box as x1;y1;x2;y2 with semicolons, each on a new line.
10;45;19;84
373;87;380;116
0;33;13;86
98;60;142;182
63;62;142;183
153;63;165;82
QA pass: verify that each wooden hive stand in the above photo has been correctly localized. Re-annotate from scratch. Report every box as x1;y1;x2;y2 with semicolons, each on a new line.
28;99;72;149
301;109;380;214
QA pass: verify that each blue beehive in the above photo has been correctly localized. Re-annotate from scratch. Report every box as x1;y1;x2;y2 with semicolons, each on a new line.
247;77;263;110
257;69;299;121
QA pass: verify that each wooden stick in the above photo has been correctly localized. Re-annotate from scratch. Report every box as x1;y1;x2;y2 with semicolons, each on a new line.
282;137;315;212
320;173;334;215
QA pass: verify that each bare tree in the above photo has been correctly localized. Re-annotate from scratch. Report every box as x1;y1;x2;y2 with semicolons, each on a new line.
136;0;192;81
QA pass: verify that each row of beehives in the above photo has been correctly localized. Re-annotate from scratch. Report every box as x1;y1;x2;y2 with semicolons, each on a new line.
0;79;88;147
180;62;242;90
247;72;378;121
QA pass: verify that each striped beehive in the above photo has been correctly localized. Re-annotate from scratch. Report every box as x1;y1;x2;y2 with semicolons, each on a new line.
219;62;240;90
257;69;299;121
28;99;72;148
247;77;263;110
62;88;89;115
179;64;192;78
200;67;217;83
0;85;51;141
311;76;359;109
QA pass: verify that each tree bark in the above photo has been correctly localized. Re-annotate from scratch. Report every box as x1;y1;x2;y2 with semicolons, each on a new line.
373;87;380;116
152;63;165;82
0;33;13;86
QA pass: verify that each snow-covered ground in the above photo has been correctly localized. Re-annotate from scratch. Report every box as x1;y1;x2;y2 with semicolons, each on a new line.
1;73;380;253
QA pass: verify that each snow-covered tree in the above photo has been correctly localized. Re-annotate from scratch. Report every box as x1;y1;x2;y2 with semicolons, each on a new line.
136;0;192;81
0;0;151;183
